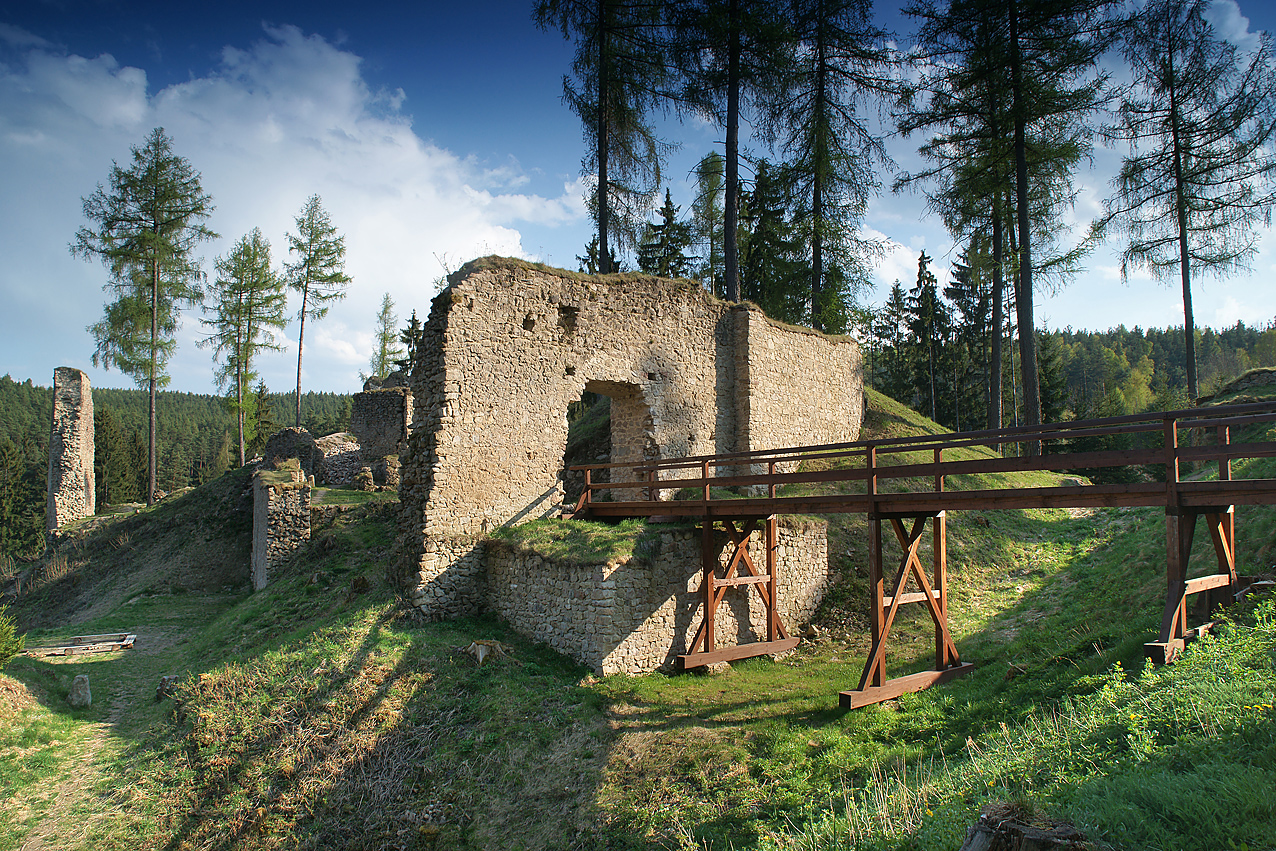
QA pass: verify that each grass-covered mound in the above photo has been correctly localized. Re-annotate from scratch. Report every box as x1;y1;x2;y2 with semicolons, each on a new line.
1;389;1273;849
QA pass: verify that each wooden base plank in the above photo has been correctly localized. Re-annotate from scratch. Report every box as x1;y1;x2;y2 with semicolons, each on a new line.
839;663;974;709
679;638;800;668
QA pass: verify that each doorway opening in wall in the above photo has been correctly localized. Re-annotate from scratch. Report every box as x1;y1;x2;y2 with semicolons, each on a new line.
563;390;611;505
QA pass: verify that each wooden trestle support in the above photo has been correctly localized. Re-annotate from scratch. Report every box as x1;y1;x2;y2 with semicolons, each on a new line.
1146;421;1238;664
841;445;972;708
678;516;801;668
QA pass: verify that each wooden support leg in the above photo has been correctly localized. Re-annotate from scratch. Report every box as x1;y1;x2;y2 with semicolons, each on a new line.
1149;510;1197;664
702;519;715;654
867;515;885;688
934;509;950;670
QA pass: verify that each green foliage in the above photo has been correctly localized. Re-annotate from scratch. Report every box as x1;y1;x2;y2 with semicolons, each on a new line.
536;0;671;271
690;151;726;294
200;228;288;466
366;292;404;380
286;194;351;427
636;189;695;278
0;606;24;670
72;126;217;503
740;160;809;325
0;436;44;560
1094;0;1276;399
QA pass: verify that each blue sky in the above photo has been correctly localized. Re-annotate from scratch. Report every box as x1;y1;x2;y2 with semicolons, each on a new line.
2;0;1274;395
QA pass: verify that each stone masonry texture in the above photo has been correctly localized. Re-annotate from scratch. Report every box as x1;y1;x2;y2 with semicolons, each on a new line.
46;366;95;530
398;257;863;619
252;471;311;591
485;518;829;674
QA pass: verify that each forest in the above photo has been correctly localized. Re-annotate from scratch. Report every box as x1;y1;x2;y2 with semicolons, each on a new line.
0;374;350;561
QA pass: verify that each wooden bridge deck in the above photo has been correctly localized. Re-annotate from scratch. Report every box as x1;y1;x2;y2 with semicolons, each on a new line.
569;400;1276;708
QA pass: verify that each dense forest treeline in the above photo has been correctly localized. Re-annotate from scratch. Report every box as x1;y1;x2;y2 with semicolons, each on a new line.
0;374;350;561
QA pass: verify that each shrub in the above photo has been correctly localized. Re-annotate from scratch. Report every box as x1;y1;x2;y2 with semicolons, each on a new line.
0;605;24;669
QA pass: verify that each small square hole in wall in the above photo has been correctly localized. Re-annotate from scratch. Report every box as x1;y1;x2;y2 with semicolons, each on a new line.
647;372;659;381
566;365;577;376
523;314;536;332
557;304;579;332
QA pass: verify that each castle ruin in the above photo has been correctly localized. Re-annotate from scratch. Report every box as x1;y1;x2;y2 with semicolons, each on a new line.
46;366;95;530
396;258;864;646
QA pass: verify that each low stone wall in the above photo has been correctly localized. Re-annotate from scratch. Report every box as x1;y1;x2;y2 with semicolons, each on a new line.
484;517;828;674
251;472;311;591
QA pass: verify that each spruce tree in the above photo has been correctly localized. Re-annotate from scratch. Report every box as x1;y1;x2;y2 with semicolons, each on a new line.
637;189;695;278
368;293;405;380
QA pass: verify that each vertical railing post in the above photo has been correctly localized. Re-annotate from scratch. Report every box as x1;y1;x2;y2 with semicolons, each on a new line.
766;515;778;642
703;519;715;654
768;460;777;500
1160;415;1188;660
582;468;592;511
702;460;711;503
867;443;884;687
934;447;949;670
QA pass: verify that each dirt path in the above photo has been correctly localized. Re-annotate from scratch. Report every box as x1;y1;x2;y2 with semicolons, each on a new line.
19;627;182;850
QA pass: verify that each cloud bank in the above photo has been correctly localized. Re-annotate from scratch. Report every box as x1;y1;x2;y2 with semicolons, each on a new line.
0;23;584;394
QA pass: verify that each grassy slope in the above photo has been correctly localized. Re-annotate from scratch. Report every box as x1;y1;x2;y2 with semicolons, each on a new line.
0;390;1273;849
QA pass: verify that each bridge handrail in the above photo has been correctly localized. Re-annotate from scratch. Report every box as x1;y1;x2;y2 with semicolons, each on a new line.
568;400;1276;509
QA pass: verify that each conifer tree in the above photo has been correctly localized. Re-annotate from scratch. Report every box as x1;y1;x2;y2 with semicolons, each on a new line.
536;0;671;270
739;161;807;324
690;152;726;294
286;195;351;428
201;228;288;466
637;189;696;278
368;293;405;379
73;127;216;504
1093;0;1276;399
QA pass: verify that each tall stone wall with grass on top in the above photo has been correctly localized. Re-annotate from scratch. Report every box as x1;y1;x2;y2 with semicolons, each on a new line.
252;468;311;591
46;366;94;531
397;257;861;618
484;517;829;674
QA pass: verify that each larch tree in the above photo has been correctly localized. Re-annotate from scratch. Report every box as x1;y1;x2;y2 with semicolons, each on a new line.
774;0;893;331
1093;0;1276;400
73;127;216;505
285;195;351;428
200;228;288;466
690;151;726;294
671;0;793;302
536;0;671;271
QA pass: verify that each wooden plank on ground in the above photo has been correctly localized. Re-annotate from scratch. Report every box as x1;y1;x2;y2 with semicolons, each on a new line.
679;638;800;668
839;663;975;709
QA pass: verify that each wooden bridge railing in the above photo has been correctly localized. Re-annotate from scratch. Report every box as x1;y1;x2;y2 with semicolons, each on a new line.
568;400;1276;707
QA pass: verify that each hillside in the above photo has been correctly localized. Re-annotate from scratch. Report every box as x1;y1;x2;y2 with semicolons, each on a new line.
1;389;1274;849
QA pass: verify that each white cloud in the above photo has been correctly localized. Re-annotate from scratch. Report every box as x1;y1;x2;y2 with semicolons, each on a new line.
1204;0;1261;53
0;24;585;394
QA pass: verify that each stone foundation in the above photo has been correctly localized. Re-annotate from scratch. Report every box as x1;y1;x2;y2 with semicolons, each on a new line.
46;366;95;530
484;517;828;674
251;470;311;590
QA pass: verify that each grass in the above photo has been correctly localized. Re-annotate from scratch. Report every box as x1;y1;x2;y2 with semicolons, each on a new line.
2;391;1275;849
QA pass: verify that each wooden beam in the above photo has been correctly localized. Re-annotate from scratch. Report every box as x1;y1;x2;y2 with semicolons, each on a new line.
680;638;800;668
840;663;975;709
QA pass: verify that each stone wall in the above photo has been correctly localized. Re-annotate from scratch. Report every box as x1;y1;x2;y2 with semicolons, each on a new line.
46;367;94;530
351;387;412;461
399;258;862;614
485;518;828;674
251;471;311;591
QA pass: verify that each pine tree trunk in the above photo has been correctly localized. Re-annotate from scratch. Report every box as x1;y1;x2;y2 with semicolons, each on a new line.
724;0;741;303
1168;58;1198;400
597;0;611;275
811;10;827;331
295;285;308;428
1008;0;1041;451
148;257;159;506
990;207;1004;431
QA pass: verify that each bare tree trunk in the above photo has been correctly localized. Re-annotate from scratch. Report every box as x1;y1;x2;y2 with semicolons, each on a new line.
295;285;308;428
597;0;612;274
149;258;158;505
990;206;1005;431
1168;58;1198;400
724;0;741;303
1008;0;1041;451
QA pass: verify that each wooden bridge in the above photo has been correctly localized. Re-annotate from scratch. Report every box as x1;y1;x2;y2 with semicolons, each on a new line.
569;400;1276;708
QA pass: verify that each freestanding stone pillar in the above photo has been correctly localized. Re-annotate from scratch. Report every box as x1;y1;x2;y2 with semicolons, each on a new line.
46;367;95;531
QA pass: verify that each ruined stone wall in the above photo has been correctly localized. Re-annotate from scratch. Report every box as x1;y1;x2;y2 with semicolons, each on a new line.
46;367;94;530
485;518;828;674
398;258;861;618
735;311;864;455
350;387;412;461
251;473;311;591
